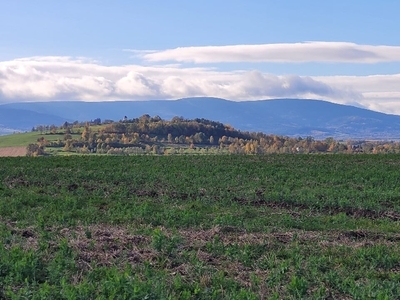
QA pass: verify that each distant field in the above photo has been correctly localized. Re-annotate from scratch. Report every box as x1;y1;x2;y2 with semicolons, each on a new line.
0;131;81;147
0;146;26;156
0;155;399;299
0;132;40;147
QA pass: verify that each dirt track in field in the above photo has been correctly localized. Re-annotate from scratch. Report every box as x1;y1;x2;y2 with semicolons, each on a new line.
0;147;26;157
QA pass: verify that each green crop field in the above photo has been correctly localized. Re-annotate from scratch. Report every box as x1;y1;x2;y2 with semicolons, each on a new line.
0;132;80;148
1;155;399;299
0;132;46;147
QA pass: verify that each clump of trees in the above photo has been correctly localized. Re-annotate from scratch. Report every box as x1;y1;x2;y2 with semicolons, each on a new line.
26;144;45;156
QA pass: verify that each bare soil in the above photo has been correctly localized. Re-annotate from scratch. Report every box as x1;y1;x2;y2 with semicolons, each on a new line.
0;147;26;157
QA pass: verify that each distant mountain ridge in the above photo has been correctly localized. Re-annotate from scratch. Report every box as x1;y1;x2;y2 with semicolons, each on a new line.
1;97;400;139
0;107;72;135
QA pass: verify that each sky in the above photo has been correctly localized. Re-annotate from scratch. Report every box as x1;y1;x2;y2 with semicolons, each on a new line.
0;0;400;114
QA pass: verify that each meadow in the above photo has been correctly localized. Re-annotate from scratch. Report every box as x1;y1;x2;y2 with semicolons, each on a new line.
0;131;74;148
0;154;399;299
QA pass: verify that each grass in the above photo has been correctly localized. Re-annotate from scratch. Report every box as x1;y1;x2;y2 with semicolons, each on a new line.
0;155;399;299
0;131;45;147
0;131;82;148
0;124;111;148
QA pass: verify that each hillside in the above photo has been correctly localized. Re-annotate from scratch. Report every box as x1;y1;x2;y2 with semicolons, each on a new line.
0;106;71;134
2;97;400;139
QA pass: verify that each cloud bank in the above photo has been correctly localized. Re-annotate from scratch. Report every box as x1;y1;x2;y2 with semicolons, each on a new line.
138;42;400;63
0;56;399;114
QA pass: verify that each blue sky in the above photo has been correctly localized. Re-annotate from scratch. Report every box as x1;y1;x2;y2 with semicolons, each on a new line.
0;1;399;114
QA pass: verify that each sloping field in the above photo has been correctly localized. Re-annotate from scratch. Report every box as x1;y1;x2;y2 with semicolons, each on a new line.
0;146;26;156
0;131;77;147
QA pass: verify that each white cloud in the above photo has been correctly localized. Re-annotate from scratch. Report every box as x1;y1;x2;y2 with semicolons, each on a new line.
0;56;399;114
218;71;360;101
115;72;161;98
137;42;400;63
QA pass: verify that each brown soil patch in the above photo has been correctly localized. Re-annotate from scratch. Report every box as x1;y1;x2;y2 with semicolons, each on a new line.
6;220;399;255
58;225;154;269
0;146;26;157
3;220;399;299
179;226;400;249
232;197;400;221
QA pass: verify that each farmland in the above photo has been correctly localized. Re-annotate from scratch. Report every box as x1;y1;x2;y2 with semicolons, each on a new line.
1;155;399;299
0;147;26;157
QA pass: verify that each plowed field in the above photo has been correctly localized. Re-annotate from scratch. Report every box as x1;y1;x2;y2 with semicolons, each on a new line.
0;146;26;156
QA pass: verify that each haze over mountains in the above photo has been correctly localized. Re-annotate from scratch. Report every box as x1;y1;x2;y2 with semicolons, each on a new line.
1;97;400;139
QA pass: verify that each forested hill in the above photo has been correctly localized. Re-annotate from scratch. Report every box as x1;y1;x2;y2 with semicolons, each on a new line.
100;116;253;141
37;115;263;149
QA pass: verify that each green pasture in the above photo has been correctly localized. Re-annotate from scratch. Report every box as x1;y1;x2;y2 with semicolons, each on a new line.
0;131;45;147
0;131;80;148
0;155;399;299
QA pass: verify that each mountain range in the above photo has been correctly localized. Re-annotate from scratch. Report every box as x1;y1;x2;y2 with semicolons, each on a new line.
1;97;400;139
